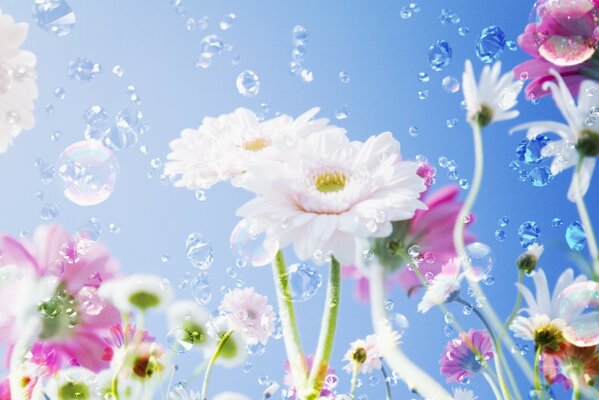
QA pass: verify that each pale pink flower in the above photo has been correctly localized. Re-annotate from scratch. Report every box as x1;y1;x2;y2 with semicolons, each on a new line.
418;258;462;313
343;334;392;375
219;287;275;345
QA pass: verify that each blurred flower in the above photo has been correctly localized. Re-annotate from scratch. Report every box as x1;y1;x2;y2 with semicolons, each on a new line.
283;354;335;399
238;130;426;265
101;274;174;313
516;243;544;275
203;316;248;367
165;107;341;190
511;71;599;201
169;385;201;400
167;300;210;347
462;60;522;127
542;343;599;389
452;387;478;400
263;381;279;399
343;333;397;375
418;258;462;313
439;329;494;383
0;225;120;372
219;287;275;345
43;366;96;400
514;1;599;100
213;392;250;400
0;14;38;153
511;314;568;352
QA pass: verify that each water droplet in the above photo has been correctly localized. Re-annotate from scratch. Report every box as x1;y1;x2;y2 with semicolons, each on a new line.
230;219;279;267
75;218;102;253
565;221;587;251
83;105;109;128
76;286;104;315
335;105;349;120
418;90;429;100
219;13;236;30
446;118;458;128
444;312;454;324
442;76;460;93
36;158;55;185
191;273;212;305
475;26;506;63
287;263;322;302
388;313;409;337
551;217;564;228
463;242;494;281
33;0;76;37
299;69;314;83
200;34;224;57
167;327;194;354
56;140;119;206
495;229;506;242
50;130;61;141
529;166;554;187
518;221;541;248
506;40;518;51
443;324;454;337
458;26;470;36
40;203;60;221
338;71;350;84
408;126;419;137
417;72;429;82
186;233;213;270
516;135;550;164
67;57;101;83
236;70;260;97
427;40;452;71
53;87;66;100
111;65;124;77
459;178;470;189
292;25;308;45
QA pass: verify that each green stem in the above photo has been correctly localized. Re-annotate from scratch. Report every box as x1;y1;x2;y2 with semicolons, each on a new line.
350;362;359;399
305;257;341;399
271;250;308;391
533;346;543;398
454;296;512;400
482;371;503;400
573;158;599;278
200;331;233;400
569;373;582;400
453;122;534;383
381;363;392;400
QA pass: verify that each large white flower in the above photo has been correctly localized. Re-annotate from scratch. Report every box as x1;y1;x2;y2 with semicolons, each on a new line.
165;107;343;190
511;71;599;201
0;14;38;153
237;130;426;264
462;60;522;127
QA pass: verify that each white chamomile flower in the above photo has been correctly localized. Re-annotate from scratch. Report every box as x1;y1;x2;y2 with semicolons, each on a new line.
0;14;38;153
203;316;248;367
511;71;599;201
100;274;174;313
516;243;544;275
462;59;522;127
237;130;426;265
213;392;250;400
418;257;462;313
167;300;211;347
165;107;343;190
452;387;478;400
343;334;385;375
43;367;99;400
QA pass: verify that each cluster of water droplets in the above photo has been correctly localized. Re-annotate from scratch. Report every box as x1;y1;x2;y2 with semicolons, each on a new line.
510;135;555;187
289;25;314;83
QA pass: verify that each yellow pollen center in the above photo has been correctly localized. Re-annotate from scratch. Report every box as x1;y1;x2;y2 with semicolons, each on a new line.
243;137;271;152
315;171;346;193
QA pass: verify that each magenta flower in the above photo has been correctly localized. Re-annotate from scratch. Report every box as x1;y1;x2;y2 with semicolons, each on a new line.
343;185;474;300
439;329;494;383
0;225;121;372
282;354;335;398
514;0;599;100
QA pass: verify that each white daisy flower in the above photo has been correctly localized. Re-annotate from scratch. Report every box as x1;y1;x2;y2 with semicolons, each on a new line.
511;71;599;201
516;243;544;274
418;257;462;313
462;59;522;127
343;333;397;375
452;387;478;400
169;385;201;400
43;367;99;400
0;14;38;153
203;316;248;368
237;130;426;264
213;392;250;400
165;107;342;190
218;287;275;346
510;314;567;345
167;300;210;347
100;274;174;313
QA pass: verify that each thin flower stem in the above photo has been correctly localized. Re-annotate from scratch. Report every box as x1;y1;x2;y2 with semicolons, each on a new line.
453;122;534;383
533;346;543;399
368;263;451;399
200;330;233;400
380;363;393;400
482;371;503;400
306;256;341;399
573;159;599;278
350;362;359;399
569;373;582;400
271;250;308;391
453;296;511;400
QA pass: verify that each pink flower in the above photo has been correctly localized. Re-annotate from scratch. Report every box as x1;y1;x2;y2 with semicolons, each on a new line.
514;0;599;100
219;287;275;345
0;225;121;372
0;379;10;399
343;334;386;375
343;185;474;301
282;354;335;398
417;257;463;313
439;329;494;383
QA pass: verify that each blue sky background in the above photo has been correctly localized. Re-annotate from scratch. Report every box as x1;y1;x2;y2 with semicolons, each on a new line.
0;0;597;398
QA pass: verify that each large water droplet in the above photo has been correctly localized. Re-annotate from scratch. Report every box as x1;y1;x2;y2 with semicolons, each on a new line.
428;40;452;71
516;135;550;164
186;233;213;270
56;140;119;206
191;273;212;305
475;26;506;63
528;166;554;187
75;218;102;253
33;0;76;37
67;57;101;83
287;263;322;302
518;221;541;248
230;219;279;267
565;221;586;251
167;327;194;354
236;70;260;97
463;242;494;281
200;34;224;57
76;286;104;315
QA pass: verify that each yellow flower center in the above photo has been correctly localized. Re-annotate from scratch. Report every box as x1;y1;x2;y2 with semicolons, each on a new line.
534;323;566;352
243;137;271;152
315;171;347;193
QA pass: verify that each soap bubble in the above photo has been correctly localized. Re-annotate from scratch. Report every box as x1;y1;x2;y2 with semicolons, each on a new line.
556;281;599;346
230;219;279;267
462;242;494;281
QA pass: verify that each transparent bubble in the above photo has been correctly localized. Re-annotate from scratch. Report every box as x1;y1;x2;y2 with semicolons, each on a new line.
427;40;452;71
229;219;279;267
33;0;76;37
40;203;60;221
518;221;541;248
67;57;101;83
287;263;322;302
475;26;506;63
556;281;599;346
190;273;212;305
186;233;213;270
388;313;409;337
463;242;494;281
167;327;194;354
236;70;260;97
76;286;104;315
56;140;119;206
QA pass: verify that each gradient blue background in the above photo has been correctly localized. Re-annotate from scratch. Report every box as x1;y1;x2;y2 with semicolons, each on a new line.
0;0;597;398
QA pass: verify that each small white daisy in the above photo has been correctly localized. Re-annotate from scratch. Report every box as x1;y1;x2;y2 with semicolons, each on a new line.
0;14;38;153
343;333;396;375
452;387;478;400
418;257;462;313
462;59;522;127
516;243;544;274
511;71;599;201
100;274;174;313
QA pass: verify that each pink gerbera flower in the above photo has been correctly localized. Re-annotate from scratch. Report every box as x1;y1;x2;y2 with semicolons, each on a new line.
514;0;599;100
0;225;121;372
343;185;475;300
218;287;275;345
439;329;494;383
282;354;335;398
